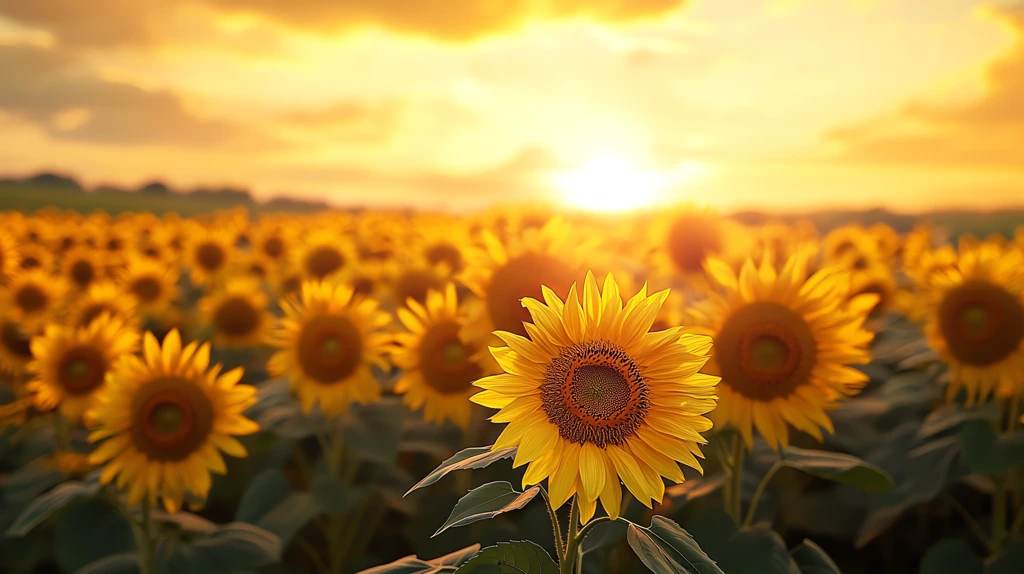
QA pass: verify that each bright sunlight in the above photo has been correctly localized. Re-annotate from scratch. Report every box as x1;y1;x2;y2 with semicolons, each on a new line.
553;152;704;212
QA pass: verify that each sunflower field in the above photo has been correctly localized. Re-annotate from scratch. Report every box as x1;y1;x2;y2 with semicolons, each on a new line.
1;206;1024;574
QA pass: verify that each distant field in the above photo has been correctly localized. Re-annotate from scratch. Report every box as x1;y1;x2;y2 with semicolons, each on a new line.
0;185;323;217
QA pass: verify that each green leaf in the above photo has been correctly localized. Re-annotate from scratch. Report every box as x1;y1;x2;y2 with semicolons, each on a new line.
406;445;517;495
235;468;291;524
959;421;1024;476
5;480;101;537
581;520;629;554
357;544;481;573
919;538;982;574
714;524;799;574
312;475;359;514
255;492;323;546
76;553;141;574
626;515;725;574
343;397;404;464
433;481;539;537
781;446;894;494
790;540;842;574
53;497;134;573
455;541;558;573
988;541;1024;574
151;510;216;533
173;522;283;573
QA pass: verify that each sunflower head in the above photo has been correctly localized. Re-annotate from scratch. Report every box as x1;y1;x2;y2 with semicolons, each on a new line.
62;247;105;291
2;269;67;331
298;231;353;282
16;243;54;274
472;271;718;524
185;228;234;286
87;330;258;512
688;254;875;449
392;283;487;428
27;314;140;423
268;281;392;418
0;230;20;286
120;256;180;317
198;279;272;347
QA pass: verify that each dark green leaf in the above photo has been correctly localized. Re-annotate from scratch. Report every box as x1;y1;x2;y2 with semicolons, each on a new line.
312;475;359;514
581;520;628;554
256;492;323;546
343;398;404;464
151;510;216;533
919;538;982;574
714;524;799;574
235;468;291;524
959;421;1024;476
406;445;517;495
790;540;841;574
358;544;481;573
988;540;1024;574
433;482;539;537
781;447;894;493
53;497;134;573
5;480;101;537
185;522;283;571
76;553;141;574
455;541;558;573
626;515;725;574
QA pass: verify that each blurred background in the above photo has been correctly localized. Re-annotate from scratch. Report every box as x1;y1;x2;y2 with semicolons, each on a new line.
0;0;1022;218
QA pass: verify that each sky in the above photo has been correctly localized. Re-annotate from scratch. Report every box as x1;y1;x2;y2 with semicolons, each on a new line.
0;0;1022;213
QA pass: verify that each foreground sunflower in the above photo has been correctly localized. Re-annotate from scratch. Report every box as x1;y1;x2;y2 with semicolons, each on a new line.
27;314;139;423
87;330;258;512
687;254;875;449
919;241;1024;404
393;284;486;428
472;272;718;523
268;281;392;417
198;279;272;347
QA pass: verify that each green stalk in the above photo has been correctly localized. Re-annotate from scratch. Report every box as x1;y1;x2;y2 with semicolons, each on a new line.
560;500;581;574
134;499;156;574
729;436;745;523
540;487;565;562
743;461;782;528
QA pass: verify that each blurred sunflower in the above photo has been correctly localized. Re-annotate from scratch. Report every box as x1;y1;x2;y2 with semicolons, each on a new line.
0;315;37;375
67;281;139;329
16;243;54;273
822;224;882;270
27;314;139;423
87;330;258;512
649;207;752;288
61;247;105;291
472;272;717;523
199;279;271;347
2;269;67;331
919;241;1024;404
0;230;19;285
250;222;292;264
186;228;234;286
461;217;584;340
688;254;875;449
121;257;180;318
268;281;392;417
392;284;485;428
849;262;899;317
869;223;902;260
297;231;353;282
392;262;448;307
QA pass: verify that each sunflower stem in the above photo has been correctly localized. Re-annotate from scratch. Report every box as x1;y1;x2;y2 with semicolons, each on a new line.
743;460;782;528
993;475;1009;553
942;493;993;552
560;499;581;574
134;498;157;574
539;487;565;562
729;435;745;523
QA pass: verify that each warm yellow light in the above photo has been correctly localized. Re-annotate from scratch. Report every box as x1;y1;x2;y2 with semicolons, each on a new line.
553;153;667;213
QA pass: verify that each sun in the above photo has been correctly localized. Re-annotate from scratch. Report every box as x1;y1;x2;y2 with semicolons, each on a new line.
553;153;684;212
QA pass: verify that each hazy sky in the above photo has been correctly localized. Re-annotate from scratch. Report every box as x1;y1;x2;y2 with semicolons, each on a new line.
0;0;1022;212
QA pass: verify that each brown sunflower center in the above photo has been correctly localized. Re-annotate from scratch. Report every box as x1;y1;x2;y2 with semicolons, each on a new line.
131;377;214;462
106;238;123;252
541;340;648;447
353;276;374;297
213;296;261;337
305;246;345;279
485;253;576;337
21;256;41;270
262;236;284;258
58;345;107;395
1;321;33;359
425;243;463;272
419;321;481;395
395;269;444;306
296;315;363;384
666;215;723;273
282;276;301;295
15;284;48;313
70;260;95;288
60;237;76;252
131;276;163;303
196;242;225;271
248;263;267;278
716;302;818;401
938;280;1024;366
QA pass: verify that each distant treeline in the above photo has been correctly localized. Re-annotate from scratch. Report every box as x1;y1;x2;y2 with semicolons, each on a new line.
0;171;327;211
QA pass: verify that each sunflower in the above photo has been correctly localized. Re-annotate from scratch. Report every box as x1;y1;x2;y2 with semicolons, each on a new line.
67;281;139;329
687;254;875;449
849;262;899;317
86;330;258;512
2;269;67;331
296;231;353;282
0;230;19;285
61;247;105;291
27;314;139;423
268;281;392;417
471;272;718;523
460;217;585;341
250;221;292;264
919;241;1024;405
198;279;272;347
16;243;54;273
822;224;882;270
0;315;37;375
648;207;753;289
120;257;180;318
410;216;472;276
391;263;448;308
392;284;486;428
185;227;234;286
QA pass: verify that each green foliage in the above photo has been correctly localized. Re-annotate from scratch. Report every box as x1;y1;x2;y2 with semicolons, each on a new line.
626;516;725;574
780;447;894;494
790;540;843;574
433;482;540;537
454;541;558;573
6;480;102;537
357;544;481;573
959;421;1024;476
53;497;135;572
406;445;518;495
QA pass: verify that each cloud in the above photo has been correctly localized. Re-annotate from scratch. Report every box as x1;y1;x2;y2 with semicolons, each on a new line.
280;101;404;143
0;44;280;149
828;5;1024;167
0;0;159;47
